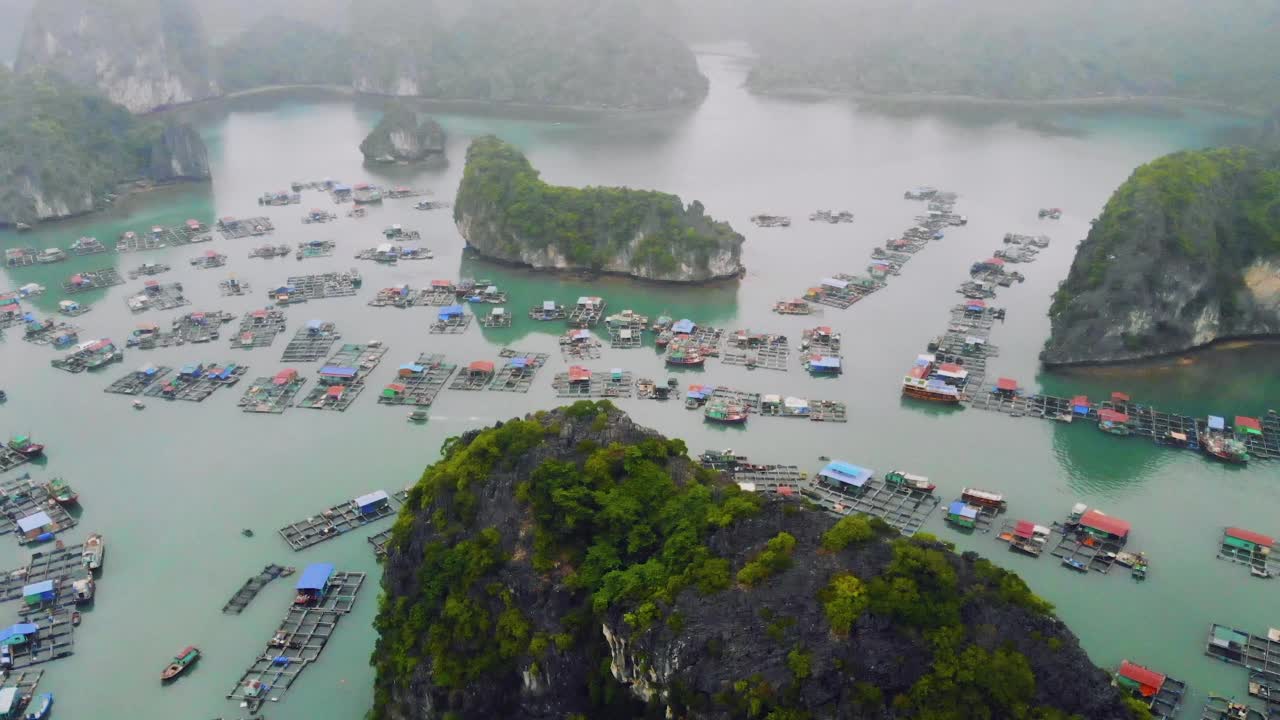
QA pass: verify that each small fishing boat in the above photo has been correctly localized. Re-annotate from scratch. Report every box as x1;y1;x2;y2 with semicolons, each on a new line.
24;692;52;719
132;399;146;410
0;390;6;402
161;646;201;682
1204;435;1249;464
241;528;254;537
71;611;81;626
45;477;78;505
7;435;43;457
82;533;104;571
704;401;748;425
884;470;936;493
408;409;429;423
665;348;704;366
1062;557;1088;573
1251;566;1271;579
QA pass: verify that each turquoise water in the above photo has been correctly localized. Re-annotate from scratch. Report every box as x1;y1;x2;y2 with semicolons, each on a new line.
0;54;1274;719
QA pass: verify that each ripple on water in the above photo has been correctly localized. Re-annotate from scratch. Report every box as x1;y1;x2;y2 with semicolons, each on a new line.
1051;420;1173;498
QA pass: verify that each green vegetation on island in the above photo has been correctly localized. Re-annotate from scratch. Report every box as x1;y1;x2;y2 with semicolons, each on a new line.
454;136;744;282
371;402;1138;719
735;0;1280;112
350;0;707;109
359;103;446;165
214;16;352;92
1043;146;1280;365
0;67;209;227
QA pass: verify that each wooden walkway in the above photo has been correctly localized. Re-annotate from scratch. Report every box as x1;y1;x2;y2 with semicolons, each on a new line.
104;366;173;395
490;351;548;393
280;323;340;362
6;611;74;668
222;564;293;614
278;494;400;551
143;363;248;402
798;477;939;536
0;542;86;602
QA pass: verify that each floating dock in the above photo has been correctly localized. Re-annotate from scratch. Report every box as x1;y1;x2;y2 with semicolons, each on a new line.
50;339;121;373
117;223;211;251
104;364;172;395
379;354;456;406
130;310;234;348
798;475;939;537
279;492;400;551
250;244;291;259
1217;528;1280;578
21;320;79;347
5;610;74;668
226;571;365;712
276;270;361;304
723;338;790;371
296;343;388;411
231;309;288;349
0;542;86;602
757;397;848;422
429;309;471;334
222;564;294;614
0;669;44;702
560;332;602;360
217;216;274;239
280;321;340;362
126;281;189;313
63;269;124;294
490;351;549;393
368;286;426;308
1206;624;1280;680
239;371;307;414
480;308;512;328
219;277;251;296
296;240;335;260
191;251;227;269
0;448;36;475
553;368;634;398
127;263;172;279
143;362;248;402
368;529;392;559
449;362;495;391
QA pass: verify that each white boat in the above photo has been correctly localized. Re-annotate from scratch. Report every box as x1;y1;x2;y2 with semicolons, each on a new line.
132;400;146;410
72;576;94;603
82;533;104;571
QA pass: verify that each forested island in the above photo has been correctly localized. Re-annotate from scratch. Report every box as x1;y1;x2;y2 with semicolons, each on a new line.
14;0;706;112
371;402;1142;720
454;137;744;283
360;104;447;165
0;67;209;227
1042;146;1280;365
730;0;1280;112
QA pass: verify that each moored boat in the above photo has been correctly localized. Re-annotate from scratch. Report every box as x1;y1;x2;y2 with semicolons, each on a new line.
45;477;78;505
24;692;52;720
7;435;44;457
901;354;965;404
961;487;1006;511
703;401;748;424
1204;434;1249;464
408;409;429;423
1062;557;1088;572
82;533;104;571
665;347;704;366
161;646;201;682
884;470;936;493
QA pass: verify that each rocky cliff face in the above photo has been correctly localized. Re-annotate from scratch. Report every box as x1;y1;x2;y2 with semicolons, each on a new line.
0;68;209;227
148;121;209;180
454;137;743;282
371;403;1136;720
351;0;707;109
360;104;446;164
1043;147;1280;365
16;0;217;113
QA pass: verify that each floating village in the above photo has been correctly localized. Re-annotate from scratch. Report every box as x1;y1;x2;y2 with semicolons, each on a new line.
0;176;1277;720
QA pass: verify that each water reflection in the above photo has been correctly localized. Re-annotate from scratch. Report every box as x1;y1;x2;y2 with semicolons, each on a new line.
1050;419;1169;498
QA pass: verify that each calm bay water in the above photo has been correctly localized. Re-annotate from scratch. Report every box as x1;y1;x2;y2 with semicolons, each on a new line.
0;52;1276;718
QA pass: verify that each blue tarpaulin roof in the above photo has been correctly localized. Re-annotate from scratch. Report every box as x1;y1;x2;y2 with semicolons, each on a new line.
818;461;872;488
542;300;556;310
355;490;389;511
399;363;425;373
948;501;979;519
319;366;358;378
509;357;528;368
672;319;695;334
333;184;351;192
16;512;52;533
22;581;54;597
439;305;463;319
811;356;841;369
0;624;37;643
297;563;335;591
1208;415;1226;430
307;319;324;330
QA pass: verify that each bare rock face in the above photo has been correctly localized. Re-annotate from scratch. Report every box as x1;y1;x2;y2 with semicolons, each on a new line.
359;104;446;165
1043;147;1280;366
148;121;210;181
16;0;217;113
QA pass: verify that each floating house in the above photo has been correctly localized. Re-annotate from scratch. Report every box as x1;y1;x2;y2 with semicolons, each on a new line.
16;512;54;541
807;355;842;375
568;366;591;384
294;562;335;605
355;491;390;516
995;377;1019;397
273;369;300;386
1236;416;1264;438
381;383;407;400
0;686;18;717
1098;409;1131;435
1115;660;1166;699
671;318;696;335
816;461;872;494
1079;509;1130;544
21;580;55;607
397;363;425;378
1006;520;1051;556
438;305;464;322
947;502;979;529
